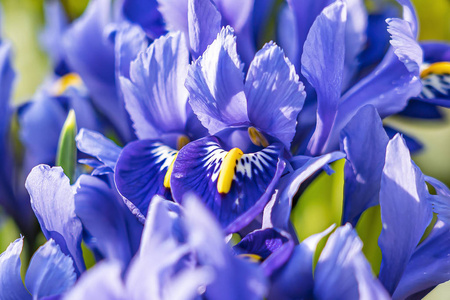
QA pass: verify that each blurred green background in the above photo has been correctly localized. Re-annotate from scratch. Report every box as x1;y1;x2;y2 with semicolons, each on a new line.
0;0;449;298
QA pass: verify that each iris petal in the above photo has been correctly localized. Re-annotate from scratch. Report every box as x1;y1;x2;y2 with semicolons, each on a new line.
115;139;176;218
171;136;285;233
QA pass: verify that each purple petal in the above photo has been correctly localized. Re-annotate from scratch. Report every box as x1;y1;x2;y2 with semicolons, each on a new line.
76;128;122;171
188;0;221;59
268;225;335;300
25;240;76;299
378;135;433;293
115;140;176;217
183;197;268;300
64;261;125;300
114;23;149;81
234;228;294;276
302;1;347;155
314;224;390;300
0;238;31;300
285;0;333;70
329;17;423;153
245;42;306;149
156;0;189;36
425;176;450;224
121;31;189;139
171;136;285;233
185;26;248;135
340;105;389;225
74;175;143;266
393;220;450;299
121;0;166;38
267;151;345;231
63;0;131;141
25;165;85;275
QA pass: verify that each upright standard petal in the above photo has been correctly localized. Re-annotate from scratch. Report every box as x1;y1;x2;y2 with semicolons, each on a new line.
25;165;85;275
188;0;222;59
285;0;333;70
185;26;249;135
75;175;143;267
340;105;389;226
121;31;189;139
25;240;76;299
425;176;450;223
378;135;433;294
171;136;285;233
329;17;423;153
314;224;390;300
0;238;31;300
393;220;450;299
301;1;347;155
245;42;306;149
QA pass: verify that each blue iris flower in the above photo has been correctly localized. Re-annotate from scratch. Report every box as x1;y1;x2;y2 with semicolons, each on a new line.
169;26;305;233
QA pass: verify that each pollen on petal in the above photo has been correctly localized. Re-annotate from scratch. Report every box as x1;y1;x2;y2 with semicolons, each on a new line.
217;148;244;194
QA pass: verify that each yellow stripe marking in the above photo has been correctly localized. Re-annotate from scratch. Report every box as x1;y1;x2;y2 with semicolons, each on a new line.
217;148;243;194
163;152;178;189
420;62;450;78
238;253;263;263
248;127;269;148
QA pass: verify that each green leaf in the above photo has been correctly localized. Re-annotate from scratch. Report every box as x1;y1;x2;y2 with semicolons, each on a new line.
56;109;77;183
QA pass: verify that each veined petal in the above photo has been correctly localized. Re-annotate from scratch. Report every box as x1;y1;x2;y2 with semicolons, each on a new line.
121;0;166;38
188;0;221;59
25;165;85;275
245;42;306;149
114;23;149;81
378;135;433;294
185;26;248;135
314;224;390;300
425;176;450;224
75;175;143;266
392;220;450;299
25;240;76;299
302;0;347;155
0;238;31;300
329;17;423;153
115;140;176;218
171;136;285;233
285;0;333;70
121;31;189;139
340;105;389;226
76;128;122;172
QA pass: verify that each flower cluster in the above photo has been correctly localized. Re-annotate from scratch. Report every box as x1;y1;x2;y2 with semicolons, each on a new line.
0;0;449;299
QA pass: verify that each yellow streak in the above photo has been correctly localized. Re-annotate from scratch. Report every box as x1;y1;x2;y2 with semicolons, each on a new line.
163;152;178;189
217;148;243;194
248;127;269;148
420;62;450;78
238;253;263;263
177;135;190;150
54;73;83;95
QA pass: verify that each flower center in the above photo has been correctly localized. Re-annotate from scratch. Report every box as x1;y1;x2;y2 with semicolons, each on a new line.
217;148;244;194
54;73;83;95
248;126;269;148
420;62;450;78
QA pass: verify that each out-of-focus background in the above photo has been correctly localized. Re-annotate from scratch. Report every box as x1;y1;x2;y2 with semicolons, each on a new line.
0;0;448;298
